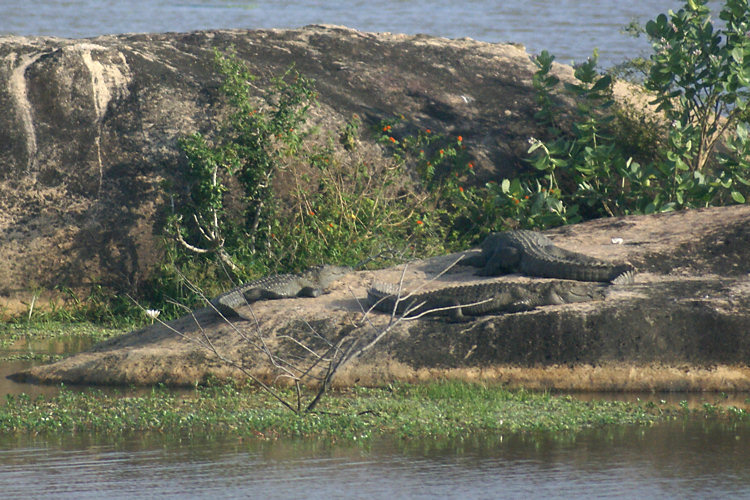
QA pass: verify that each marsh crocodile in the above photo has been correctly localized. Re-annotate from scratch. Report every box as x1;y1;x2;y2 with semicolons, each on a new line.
368;279;608;321
462;230;635;284
211;265;352;317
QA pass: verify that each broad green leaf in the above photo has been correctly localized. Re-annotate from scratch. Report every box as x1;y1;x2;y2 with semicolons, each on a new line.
732;47;744;64
731;191;746;203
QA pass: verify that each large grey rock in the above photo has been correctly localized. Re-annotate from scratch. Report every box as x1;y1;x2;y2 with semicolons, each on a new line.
0;26;567;303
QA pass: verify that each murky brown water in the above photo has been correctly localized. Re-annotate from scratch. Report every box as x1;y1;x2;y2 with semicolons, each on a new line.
0;420;748;499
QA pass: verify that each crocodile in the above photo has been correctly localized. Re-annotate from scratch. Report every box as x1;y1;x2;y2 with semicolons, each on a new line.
210;265;352;317
461;230;635;284
368;279;608;321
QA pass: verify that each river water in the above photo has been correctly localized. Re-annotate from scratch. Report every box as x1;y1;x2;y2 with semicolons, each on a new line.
0;420;749;499
0;0;725;67
1;337;750;498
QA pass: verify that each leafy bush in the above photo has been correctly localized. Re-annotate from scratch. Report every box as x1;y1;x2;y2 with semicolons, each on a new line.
154;51;453;313
519;0;749;218
168;50;317;278
645;0;750;205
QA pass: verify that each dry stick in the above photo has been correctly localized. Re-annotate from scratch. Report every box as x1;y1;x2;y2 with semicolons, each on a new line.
173;271;264;352
306;335;360;412
176;269;333;387
350;254;489;362
127;295;300;414
244;307;301;384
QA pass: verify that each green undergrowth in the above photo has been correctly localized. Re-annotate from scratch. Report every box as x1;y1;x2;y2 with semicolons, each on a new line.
0;381;747;440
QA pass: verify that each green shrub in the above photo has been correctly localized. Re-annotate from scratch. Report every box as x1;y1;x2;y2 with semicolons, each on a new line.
520;0;749;218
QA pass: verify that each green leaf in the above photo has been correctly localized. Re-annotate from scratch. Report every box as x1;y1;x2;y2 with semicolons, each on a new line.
732;47;744;64
736;122;749;142
675;158;690;171
731;190;746;203
590;74;612;92
501;178;510;193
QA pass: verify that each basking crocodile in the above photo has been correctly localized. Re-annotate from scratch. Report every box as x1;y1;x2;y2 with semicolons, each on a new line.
368;279;608;321
211;265;352;317
462;230;635;284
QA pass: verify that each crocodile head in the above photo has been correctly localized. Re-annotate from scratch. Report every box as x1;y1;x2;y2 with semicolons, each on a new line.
556;282;609;303
307;265;353;287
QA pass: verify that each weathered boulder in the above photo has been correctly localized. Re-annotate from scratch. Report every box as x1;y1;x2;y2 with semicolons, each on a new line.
0;25;588;307
15;205;750;392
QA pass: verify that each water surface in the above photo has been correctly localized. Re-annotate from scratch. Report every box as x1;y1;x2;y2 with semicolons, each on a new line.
0;420;748;499
0;0;726;67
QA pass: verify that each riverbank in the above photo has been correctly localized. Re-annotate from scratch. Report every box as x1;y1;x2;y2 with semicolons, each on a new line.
2;322;748;439
13;205;750;393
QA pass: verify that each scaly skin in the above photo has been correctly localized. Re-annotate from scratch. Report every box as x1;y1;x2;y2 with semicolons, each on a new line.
211;265;352;317
462;230;635;284
368;279;608;321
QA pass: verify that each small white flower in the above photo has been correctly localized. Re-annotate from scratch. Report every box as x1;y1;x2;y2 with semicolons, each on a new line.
145;309;161;320
611;237;624;245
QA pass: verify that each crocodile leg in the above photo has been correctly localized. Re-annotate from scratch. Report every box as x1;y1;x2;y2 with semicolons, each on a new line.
477;245;521;276
297;286;323;298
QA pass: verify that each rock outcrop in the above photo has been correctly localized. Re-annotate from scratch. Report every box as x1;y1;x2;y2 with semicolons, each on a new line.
0;25;584;306
14;205;750;392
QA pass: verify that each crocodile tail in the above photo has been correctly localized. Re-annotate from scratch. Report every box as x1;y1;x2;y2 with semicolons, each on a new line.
367;281;400;312
522;253;637;283
610;264;636;285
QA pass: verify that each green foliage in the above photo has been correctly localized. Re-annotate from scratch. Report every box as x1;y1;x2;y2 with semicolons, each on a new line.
170;50;317;279
4;286;145;329
375;120;488;246
520;0;750;220
270;122;448;270
0;381;695;438
157;51;457;313
644;0;750;204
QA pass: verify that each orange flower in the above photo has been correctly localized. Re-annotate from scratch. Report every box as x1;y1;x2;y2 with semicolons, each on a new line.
309;210;315;216
416;220;424;225
383;125;392;132
439;149;445;155
426;129;431;134
513;198;520;204
524;195;529;199
329;223;334;228
468;162;474;169
458;135;463;142
459;186;464;192
389;137;397;143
